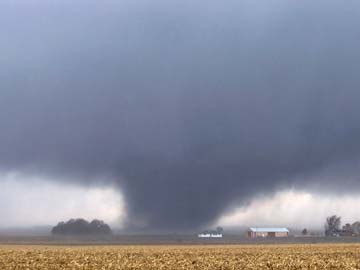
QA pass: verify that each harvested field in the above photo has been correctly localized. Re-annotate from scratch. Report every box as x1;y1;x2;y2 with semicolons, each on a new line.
1;244;360;269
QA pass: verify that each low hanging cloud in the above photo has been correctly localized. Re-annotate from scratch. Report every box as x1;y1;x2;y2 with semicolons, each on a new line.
1;0;360;230
217;189;360;229
0;173;125;228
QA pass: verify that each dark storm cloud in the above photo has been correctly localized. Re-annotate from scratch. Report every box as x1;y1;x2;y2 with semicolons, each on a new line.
1;0;360;230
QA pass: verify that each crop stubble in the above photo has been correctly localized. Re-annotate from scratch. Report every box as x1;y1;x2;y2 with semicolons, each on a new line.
1;244;360;269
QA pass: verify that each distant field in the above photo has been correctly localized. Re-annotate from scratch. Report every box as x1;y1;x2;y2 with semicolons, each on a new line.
1;244;360;269
2;235;360;245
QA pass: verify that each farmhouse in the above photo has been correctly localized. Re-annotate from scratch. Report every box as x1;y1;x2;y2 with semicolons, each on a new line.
198;227;223;238
198;230;223;238
247;227;289;238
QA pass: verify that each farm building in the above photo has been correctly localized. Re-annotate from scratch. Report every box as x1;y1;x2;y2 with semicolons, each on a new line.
247;227;289;238
198;227;223;238
198;230;223;238
198;232;222;238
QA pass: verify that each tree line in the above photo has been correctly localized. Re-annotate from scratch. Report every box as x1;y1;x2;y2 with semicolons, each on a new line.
324;215;360;237
51;218;112;235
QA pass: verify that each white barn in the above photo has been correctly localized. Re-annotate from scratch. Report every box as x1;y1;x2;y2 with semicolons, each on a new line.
198;230;223;238
247;227;289;238
198;232;223;238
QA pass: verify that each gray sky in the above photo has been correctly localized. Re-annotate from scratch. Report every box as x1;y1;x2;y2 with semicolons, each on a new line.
1;0;360;231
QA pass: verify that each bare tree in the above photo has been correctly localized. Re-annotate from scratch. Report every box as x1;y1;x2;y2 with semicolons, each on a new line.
325;215;341;236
